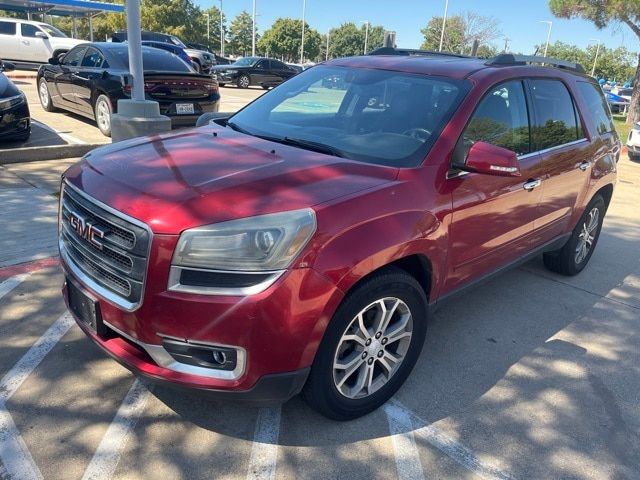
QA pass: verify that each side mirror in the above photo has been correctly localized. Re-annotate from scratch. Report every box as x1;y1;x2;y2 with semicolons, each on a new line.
1;61;15;72
463;141;521;177
48;56;60;65
35;31;48;39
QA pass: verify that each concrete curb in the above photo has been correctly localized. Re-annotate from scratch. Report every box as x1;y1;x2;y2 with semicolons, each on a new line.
0;143;101;164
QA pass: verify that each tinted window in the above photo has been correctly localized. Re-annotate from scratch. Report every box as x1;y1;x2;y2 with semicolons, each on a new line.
229;65;469;167
21;23;43;38
577;81;615;135
110;47;191;72
0;21;16;35
255;60;268;69
464;81;531;156
81;48;104;68
530;79;581;150
271;60;287;70
62;47;86;66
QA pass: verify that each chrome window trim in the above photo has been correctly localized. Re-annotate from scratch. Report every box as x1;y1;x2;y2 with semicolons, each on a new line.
104;321;246;380
60;180;153;312
518;138;588;160
167;266;285;296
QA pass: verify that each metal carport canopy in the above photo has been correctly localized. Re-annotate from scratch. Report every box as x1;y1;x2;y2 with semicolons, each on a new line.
0;0;123;16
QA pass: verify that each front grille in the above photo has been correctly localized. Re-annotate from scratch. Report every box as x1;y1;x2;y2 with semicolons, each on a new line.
59;183;151;310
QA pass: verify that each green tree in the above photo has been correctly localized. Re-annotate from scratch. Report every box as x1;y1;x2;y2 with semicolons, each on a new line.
258;17;321;62
365;25;385;53
421;12;501;55
229;11;256;57
328;22;385;58
549;0;640;124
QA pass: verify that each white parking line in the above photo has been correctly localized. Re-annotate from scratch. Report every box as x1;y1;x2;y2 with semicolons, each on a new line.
390;401;517;480
0;272;32;300
0;312;74;480
385;404;426;480
246;406;281;480
82;379;152;480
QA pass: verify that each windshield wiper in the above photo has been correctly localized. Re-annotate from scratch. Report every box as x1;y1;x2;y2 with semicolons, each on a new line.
280;137;347;158
226;121;253;136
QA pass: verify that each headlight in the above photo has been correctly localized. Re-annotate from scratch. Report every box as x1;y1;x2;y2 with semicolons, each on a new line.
172;208;316;272
225;69;237;74
0;92;25;111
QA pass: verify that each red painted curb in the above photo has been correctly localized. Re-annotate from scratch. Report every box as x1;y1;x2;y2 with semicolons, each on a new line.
0;256;59;280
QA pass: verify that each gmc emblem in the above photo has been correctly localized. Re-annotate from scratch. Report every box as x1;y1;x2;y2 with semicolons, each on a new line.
69;211;105;250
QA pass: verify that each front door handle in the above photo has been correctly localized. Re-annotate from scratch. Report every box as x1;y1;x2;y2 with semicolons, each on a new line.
523;179;542;191
578;161;591;171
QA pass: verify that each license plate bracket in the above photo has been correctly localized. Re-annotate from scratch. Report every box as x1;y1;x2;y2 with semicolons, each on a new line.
176;103;195;115
67;278;105;335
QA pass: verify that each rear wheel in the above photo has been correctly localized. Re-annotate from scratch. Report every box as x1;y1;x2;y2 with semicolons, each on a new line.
543;195;605;276
94;94;112;137
261;85;270;90
237;74;250;89
303;267;428;420
38;79;56;112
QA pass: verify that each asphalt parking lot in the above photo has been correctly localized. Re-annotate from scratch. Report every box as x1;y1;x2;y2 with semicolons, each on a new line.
0;152;638;480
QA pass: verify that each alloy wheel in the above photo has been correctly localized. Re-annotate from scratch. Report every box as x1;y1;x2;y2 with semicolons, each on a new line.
239;76;250;88
96;98;111;133
575;207;599;264
39;81;49;108
332;297;413;399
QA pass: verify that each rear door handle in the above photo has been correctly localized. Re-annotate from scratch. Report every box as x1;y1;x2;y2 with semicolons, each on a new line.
578;161;591;171
523;179;541;191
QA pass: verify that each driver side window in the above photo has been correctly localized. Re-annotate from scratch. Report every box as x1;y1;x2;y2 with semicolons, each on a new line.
62;47;86;67
464;81;531;156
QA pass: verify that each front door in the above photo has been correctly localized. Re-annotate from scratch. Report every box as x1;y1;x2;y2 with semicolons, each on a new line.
73;47;106;115
18;23;46;62
56;46;87;107
446;80;545;293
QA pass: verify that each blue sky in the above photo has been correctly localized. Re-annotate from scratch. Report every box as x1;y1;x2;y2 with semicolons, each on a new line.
200;0;639;53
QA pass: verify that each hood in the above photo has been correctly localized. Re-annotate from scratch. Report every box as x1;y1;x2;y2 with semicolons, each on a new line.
64;126;397;234
50;37;86;49
0;73;20;99
185;49;210;58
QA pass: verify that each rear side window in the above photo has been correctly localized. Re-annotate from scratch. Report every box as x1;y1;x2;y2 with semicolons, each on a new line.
576;81;615;135
81;48;105;68
0;21;16;35
529;79;582;150
463;80;531;156
21;23;42;38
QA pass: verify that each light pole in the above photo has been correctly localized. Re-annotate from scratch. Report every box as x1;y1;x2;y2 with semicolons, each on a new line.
590;38;601;77
205;13;210;43
539;20;552;57
326;29;330;61
252;0;256;56
438;0;449;52
361;21;369;54
219;0;224;56
300;0;306;64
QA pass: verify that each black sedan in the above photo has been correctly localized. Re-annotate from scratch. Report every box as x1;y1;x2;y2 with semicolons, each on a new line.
211;57;297;89
37;43;220;137
0;60;30;142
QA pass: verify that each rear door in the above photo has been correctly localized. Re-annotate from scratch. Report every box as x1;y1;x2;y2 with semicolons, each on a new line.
447;80;545;291
527;78;590;244
270;60;293;84
0;21;20;61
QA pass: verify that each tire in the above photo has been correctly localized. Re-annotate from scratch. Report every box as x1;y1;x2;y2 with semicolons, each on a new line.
218;83;226;87
93;94;113;137
543;195;606;276
38;78;56;112
302;267;428;420
237;74;250;89
261;85;270;90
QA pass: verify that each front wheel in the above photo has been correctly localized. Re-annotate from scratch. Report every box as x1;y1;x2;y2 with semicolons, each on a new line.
303;267;428;420
94;94;113;137
237;74;250;89
543;195;606;275
38;79;56;112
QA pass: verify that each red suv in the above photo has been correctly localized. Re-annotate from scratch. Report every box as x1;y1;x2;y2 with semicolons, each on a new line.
60;50;619;420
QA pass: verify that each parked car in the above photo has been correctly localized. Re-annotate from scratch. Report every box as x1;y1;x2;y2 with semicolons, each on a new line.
37;42;220;136
111;31;215;73
211;57;298;88
606;91;629;114
59;50;619;420
0;59;30;141
0;17;85;66
213;54;232;65
186;42;211;52
627;122;640;161
141;40;193;68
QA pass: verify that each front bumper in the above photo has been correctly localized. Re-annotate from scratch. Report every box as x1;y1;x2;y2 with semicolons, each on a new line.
61;238;342;401
213;72;239;83
0;101;30;140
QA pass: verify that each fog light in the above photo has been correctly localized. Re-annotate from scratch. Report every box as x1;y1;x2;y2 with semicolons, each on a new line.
162;338;237;371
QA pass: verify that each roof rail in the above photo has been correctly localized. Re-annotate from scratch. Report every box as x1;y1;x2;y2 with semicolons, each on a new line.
367;47;472;59
486;54;586;74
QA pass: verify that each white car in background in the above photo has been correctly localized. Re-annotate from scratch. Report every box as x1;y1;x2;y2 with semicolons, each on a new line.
0;17;85;65
627;122;640;161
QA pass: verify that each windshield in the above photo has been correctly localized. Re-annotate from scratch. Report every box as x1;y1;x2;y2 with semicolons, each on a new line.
38;24;67;38
233;57;258;67
228;65;469;167
111;47;192;72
